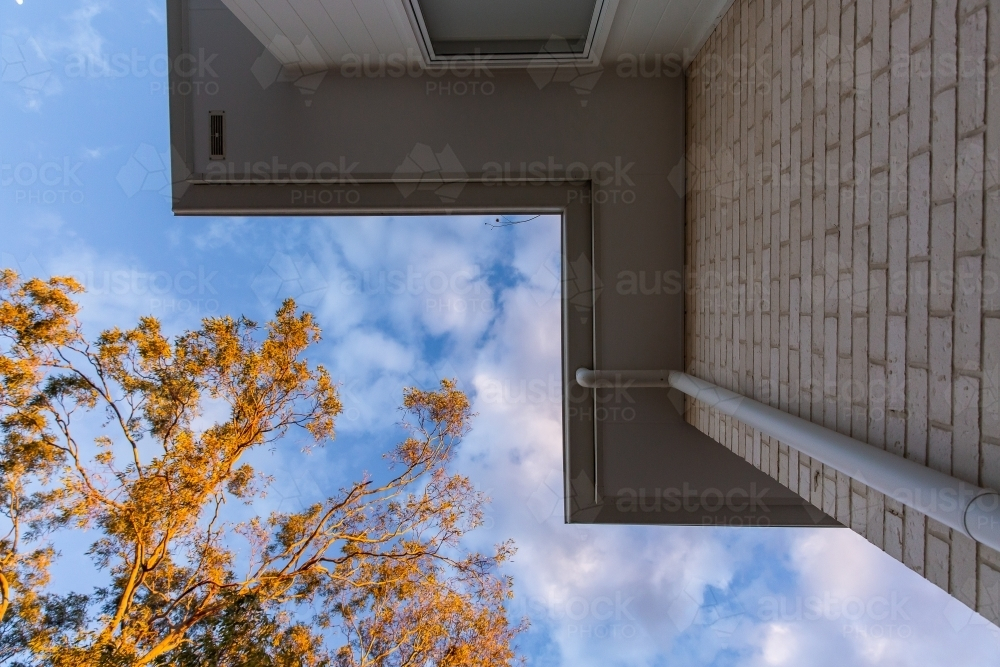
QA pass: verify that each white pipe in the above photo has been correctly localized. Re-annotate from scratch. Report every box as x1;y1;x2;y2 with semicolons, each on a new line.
576;368;1000;550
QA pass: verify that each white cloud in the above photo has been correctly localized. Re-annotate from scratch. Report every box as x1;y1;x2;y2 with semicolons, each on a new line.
728;528;1000;667
760;624;797;665
58;1;109;70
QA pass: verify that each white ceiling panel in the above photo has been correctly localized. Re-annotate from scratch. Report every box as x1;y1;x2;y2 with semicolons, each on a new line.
382;0;423;53
349;0;408;53
617;0;677;56
648;0;710;55
221;0;733;68
600;0;639;58
313;0;379;56
283;0;353;61
224;0;332;68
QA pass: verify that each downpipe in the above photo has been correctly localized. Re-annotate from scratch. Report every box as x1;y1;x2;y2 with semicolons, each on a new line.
576;368;1000;550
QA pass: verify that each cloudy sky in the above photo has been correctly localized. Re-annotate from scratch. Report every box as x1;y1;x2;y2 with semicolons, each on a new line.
2;1;1000;665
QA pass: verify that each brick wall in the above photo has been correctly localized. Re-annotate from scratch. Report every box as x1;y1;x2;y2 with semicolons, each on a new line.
685;0;1000;623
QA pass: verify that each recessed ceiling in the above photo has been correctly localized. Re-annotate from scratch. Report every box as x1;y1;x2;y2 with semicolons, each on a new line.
219;0;733;69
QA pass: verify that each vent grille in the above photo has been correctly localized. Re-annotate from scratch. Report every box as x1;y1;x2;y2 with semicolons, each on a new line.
209;111;225;160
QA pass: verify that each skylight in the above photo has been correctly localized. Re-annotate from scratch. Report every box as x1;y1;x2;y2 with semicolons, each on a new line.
410;0;604;60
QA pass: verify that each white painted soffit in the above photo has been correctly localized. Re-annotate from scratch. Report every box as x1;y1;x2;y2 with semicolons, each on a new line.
218;0;733;69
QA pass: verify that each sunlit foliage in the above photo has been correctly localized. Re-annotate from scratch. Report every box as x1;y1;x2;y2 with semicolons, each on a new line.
0;270;523;666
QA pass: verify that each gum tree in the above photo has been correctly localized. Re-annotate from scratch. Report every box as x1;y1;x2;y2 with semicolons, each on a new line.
0;270;521;666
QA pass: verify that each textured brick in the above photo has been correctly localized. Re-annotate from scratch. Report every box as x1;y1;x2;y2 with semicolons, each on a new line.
933;0;959;93
685;0;997;629
869;269;888;359
983;441;1000;493
867;489;885;548
851;486;867;533
803;3;815;81
958;9;987;135
909;153;931;257
953;375;981;484
887;216;907;313
929;316;954;424
836;470;849;524
870;171;889;262
932;89;957;203
888;116;909;216
988;4;1000;193
956;135;984;253
910;0;932;46
904;508;925;574
930;203;955;312
886;315;906;412
854;227;869;309
986;190;1000;313
906;366;928;463
926;533;951;590
889;11;910;116
909;46;932;153
979;564;1000;625
871;72;890;169
822;469;836;515
824;315;837;394
985;318;1000;440
907;262;929;366
928;425;952;474
951;534;978;608
837;356;852;434
872;0;891;71
887;411;906;457
800;315;813;408
810;455;823;507
954;255;982;372
855;137;872;227
869;363;887;446
885;509;904;561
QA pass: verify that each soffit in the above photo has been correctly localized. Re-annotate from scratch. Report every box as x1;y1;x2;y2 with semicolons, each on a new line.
219;0;733;68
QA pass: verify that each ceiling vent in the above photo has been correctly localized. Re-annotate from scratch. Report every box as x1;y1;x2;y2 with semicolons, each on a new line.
209;111;225;160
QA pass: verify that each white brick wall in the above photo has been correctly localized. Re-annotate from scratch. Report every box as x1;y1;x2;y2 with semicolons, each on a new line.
686;0;1000;626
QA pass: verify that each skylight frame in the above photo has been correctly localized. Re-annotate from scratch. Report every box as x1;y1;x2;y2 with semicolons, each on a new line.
402;0;619;68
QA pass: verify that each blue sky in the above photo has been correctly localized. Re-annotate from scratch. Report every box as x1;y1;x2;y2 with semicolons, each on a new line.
2;1;1000;665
